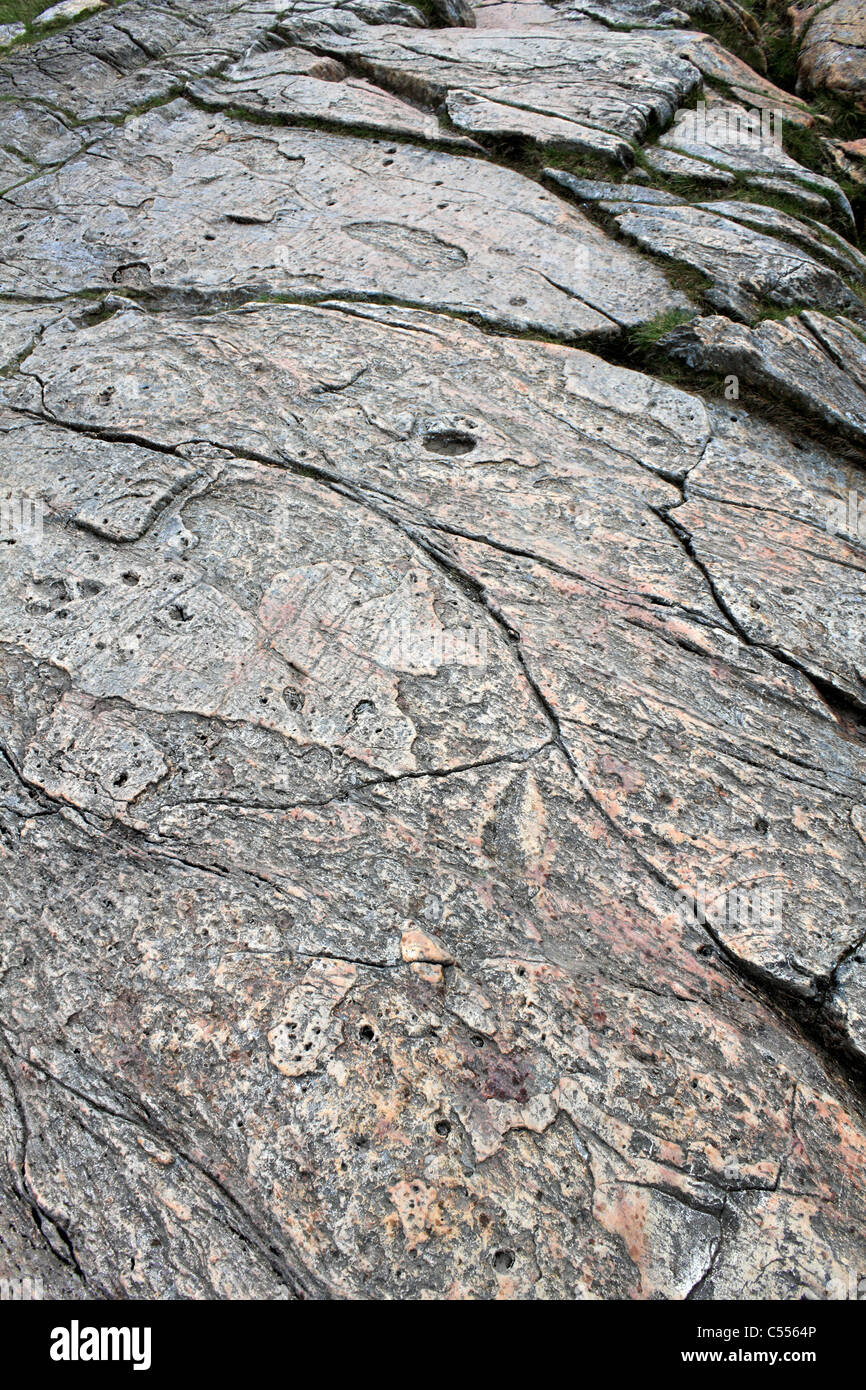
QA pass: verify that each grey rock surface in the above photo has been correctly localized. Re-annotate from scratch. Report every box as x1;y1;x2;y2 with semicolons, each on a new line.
443;87;635;162
0;24;25;51
544;170;680;203
614;202;864;319
277;15;704;142
797;0;866;106
1;0;866;1305
0;100;688;337
657;97;854;226
643;144;738;186
188;44;476;145
661;311;866;447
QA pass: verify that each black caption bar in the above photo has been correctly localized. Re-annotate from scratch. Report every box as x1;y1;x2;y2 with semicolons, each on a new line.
0;1296;858;1378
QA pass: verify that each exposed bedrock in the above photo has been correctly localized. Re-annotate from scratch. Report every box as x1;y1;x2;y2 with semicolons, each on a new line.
1;0;865;1302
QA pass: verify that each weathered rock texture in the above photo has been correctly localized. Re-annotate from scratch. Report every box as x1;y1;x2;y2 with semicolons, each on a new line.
798;0;866;107
1;0;866;1303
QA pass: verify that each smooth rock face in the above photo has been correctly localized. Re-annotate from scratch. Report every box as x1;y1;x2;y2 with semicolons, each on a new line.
0;101;687;337
0;302;73;371
277;16;704;143
0;101;95;170
676;408;866;710
1;303;717;606
544;171;681;203
444;87;635;162
692;202;866;280
34;0;106;26
188;44;475;145
2;0;866;1306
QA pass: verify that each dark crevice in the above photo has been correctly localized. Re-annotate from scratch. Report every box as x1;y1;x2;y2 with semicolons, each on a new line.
0;1041;97;1296
652;498;866;730
4;277;624;350
398;517;866;1107
182;84;482;157
0;1043;331;1299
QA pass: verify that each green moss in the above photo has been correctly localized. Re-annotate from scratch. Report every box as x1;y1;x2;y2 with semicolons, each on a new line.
647;256;714;303
762;31;798;90
102;85;184;127
657;169;736;200
781;121;828;172
833;315;866;346
621;331;740;402
806;94;866;144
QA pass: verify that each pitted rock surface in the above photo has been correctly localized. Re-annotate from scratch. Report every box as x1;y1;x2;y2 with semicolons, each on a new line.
1;0;866;1303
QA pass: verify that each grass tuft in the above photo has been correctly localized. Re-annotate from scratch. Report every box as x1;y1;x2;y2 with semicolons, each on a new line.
0;1;51;24
628;307;696;351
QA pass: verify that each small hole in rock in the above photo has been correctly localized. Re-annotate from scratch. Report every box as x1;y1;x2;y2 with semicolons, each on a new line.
422;429;475;457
